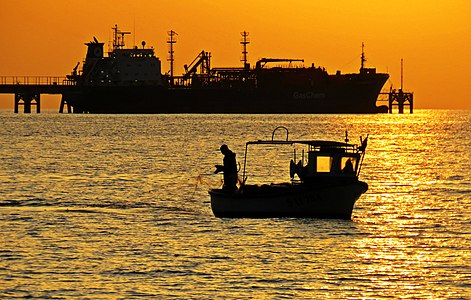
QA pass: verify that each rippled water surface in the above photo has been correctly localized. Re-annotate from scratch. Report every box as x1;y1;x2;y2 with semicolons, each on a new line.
0;110;470;298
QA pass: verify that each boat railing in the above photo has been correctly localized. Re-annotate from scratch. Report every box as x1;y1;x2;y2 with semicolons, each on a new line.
272;126;289;141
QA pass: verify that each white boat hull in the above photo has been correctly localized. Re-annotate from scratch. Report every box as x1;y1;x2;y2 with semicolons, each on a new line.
209;181;368;219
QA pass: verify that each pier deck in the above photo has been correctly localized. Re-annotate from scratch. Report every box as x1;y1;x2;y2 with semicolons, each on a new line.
0;76;77;113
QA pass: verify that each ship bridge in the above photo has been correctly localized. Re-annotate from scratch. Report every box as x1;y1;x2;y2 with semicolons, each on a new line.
110;48;155;58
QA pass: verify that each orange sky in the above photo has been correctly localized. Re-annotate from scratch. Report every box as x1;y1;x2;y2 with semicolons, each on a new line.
0;0;470;110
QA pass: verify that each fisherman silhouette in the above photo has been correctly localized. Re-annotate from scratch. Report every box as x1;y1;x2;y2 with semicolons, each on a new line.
342;158;354;174
214;144;238;192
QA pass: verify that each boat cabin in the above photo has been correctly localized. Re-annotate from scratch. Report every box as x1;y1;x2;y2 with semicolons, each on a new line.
291;141;361;182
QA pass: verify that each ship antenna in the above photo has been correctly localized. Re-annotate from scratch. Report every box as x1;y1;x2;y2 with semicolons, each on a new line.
360;42;366;71
112;24;118;50
240;31;250;70
167;30;178;86
133;16;136;48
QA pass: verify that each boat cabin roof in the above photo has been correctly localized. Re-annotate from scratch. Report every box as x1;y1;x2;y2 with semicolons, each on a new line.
247;140;357;150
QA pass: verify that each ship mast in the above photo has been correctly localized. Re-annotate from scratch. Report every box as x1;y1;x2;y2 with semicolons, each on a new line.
240;31;250;69
167;30;177;86
112;24;131;50
360;42;366;71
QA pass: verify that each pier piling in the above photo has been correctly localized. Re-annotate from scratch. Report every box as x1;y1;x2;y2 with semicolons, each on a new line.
59;95;72;113
14;92;41;113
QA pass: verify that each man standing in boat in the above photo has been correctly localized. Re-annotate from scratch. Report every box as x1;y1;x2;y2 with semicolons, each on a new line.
214;144;238;192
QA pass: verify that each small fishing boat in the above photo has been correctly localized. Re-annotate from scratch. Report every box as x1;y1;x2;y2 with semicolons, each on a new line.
209;126;369;219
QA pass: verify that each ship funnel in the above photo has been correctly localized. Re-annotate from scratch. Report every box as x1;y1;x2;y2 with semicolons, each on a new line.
82;38;105;78
85;39;104;59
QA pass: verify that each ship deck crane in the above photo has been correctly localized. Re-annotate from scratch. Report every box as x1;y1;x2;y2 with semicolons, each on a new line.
183;51;211;80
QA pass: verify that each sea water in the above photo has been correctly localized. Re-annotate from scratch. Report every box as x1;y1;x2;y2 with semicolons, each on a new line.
0;110;469;299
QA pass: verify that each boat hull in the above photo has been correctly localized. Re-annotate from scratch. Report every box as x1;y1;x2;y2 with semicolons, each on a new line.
209;181;368;219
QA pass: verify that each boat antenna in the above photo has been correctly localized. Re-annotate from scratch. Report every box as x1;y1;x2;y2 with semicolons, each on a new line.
345;131;349;143
357;134;369;176
360;42;366;71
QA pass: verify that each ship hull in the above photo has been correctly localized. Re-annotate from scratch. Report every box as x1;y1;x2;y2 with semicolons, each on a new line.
69;73;388;114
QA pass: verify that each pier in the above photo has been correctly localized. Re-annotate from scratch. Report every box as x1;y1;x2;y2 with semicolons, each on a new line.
377;58;414;114
388;89;413;113
0;76;77;113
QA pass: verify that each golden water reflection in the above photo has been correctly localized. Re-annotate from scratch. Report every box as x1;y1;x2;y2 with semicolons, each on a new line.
0;111;469;298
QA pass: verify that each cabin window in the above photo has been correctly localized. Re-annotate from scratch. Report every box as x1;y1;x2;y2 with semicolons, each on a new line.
316;156;333;172
341;157;357;174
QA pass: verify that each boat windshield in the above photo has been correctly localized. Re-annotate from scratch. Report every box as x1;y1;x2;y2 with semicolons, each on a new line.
313;155;357;174
316;156;333;172
304;151;359;177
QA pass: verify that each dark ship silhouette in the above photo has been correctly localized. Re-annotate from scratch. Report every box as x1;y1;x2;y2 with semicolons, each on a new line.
65;25;389;113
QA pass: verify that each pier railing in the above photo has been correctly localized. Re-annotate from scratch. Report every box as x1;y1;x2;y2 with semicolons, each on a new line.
0;76;76;86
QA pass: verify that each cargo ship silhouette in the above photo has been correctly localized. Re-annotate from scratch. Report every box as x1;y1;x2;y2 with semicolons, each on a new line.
65;25;389;113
